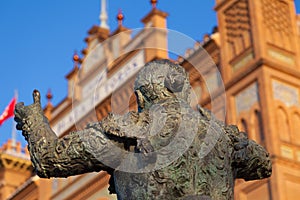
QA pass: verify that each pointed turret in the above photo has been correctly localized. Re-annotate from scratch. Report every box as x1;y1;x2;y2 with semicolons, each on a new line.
99;0;109;29
83;0;110;53
111;9;130;35
141;0;168;28
65;51;80;100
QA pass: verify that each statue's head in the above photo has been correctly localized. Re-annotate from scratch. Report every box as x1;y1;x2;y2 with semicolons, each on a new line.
134;59;191;111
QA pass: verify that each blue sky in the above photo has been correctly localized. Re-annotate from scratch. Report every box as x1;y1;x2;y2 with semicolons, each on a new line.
0;1;299;147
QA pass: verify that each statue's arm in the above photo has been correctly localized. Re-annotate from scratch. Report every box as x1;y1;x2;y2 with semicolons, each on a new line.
227;125;272;181
26;123;123;178
15;90;123;178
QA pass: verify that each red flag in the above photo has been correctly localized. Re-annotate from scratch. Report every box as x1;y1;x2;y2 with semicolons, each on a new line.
0;97;16;126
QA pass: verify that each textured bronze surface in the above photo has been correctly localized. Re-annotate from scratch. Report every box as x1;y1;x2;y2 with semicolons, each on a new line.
15;60;271;199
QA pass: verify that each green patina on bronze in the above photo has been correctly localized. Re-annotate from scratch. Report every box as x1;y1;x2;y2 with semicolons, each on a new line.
14;60;271;200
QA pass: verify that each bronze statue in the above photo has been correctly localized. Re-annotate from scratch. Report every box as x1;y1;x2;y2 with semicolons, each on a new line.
14;60;271;199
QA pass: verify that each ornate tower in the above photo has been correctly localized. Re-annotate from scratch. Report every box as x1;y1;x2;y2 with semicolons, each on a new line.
0;140;32;200
215;0;300;199
216;0;300;81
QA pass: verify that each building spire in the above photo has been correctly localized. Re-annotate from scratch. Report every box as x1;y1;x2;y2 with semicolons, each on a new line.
117;9;124;27
73;50;80;68
46;89;53;105
44;89;54;120
99;0;109;29
151;0;158;9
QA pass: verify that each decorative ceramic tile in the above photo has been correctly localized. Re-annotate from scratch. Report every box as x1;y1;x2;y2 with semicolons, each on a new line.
235;82;259;114
280;145;294;159
232;51;254;72
268;49;295;66
273;80;299;107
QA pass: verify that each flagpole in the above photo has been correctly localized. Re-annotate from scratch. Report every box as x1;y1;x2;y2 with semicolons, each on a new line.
11;89;18;150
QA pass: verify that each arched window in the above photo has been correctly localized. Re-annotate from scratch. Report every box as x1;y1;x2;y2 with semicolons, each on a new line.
277;107;290;142
240;118;249;135
254;110;265;145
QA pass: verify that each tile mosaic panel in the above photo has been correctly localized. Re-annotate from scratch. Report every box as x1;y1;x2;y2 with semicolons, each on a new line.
273;80;299;107
235;82;259;115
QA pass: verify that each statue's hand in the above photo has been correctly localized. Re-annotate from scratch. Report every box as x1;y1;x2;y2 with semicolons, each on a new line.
14;90;45;136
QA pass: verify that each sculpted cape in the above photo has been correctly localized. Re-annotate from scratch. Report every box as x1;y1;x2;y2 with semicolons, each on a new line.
14;60;271;199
